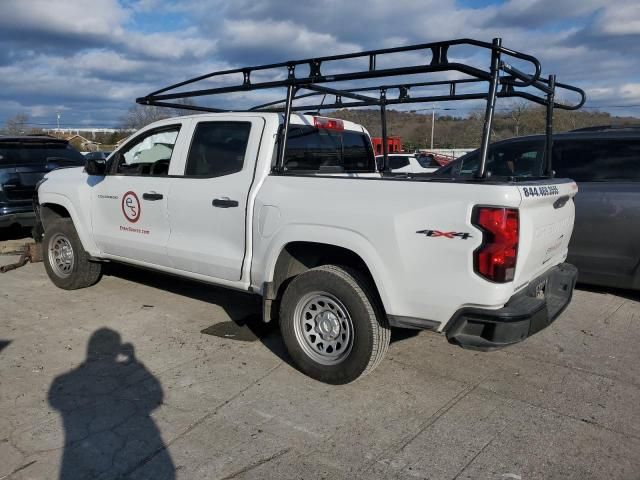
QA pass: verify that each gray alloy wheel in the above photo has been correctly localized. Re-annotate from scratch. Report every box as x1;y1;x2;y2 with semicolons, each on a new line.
48;233;75;278
293;291;354;365
43;218;102;290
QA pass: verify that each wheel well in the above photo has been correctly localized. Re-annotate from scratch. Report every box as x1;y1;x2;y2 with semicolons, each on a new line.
40;203;71;230
265;242;383;321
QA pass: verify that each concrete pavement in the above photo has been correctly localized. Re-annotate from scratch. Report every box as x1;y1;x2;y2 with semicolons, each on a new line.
1;258;638;479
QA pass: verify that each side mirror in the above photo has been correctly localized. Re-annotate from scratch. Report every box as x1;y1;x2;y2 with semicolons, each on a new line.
85;158;106;176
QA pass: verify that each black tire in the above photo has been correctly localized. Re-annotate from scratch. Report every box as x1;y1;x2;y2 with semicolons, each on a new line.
43;218;102;290
279;265;390;384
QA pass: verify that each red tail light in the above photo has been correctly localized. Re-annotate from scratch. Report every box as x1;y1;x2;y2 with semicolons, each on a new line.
314;116;344;131
473;207;519;283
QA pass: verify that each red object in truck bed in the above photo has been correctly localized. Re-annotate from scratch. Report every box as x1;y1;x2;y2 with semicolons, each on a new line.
371;136;401;155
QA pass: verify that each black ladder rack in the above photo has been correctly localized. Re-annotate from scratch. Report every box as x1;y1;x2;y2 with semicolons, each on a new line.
136;37;586;178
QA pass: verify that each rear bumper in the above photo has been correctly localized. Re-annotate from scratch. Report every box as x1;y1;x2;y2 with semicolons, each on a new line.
445;263;578;351
0;207;36;228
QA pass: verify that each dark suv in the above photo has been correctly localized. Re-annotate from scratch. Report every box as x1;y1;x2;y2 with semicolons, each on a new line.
0;136;85;230
436;126;640;290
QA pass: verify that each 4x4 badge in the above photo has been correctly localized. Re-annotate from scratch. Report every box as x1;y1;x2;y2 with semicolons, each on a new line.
416;229;472;239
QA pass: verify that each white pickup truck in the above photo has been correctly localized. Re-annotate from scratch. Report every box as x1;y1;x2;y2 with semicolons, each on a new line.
34;39;585;383
35;111;578;383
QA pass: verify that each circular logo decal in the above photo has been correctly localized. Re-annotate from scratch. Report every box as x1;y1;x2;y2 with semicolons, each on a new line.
121;191;141;223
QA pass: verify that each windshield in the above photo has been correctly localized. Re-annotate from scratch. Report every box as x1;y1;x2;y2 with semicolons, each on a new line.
436;140;545;178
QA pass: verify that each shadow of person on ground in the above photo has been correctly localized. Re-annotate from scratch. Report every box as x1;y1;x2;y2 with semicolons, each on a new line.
48;328;175;480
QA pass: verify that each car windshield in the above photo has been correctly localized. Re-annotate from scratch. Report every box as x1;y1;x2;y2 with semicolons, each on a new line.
436;140;545;178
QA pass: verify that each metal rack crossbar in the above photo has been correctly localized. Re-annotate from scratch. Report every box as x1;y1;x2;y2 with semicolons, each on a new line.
137;37;586;178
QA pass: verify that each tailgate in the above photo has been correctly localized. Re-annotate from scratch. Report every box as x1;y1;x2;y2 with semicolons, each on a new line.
514;180;578;289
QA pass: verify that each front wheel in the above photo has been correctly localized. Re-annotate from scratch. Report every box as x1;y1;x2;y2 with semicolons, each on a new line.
43;218;102;290
279;265;390;384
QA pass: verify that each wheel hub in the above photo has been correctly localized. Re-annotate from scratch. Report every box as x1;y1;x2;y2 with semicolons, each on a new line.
48;233;75;278
315;311;341;341
293;292;354;366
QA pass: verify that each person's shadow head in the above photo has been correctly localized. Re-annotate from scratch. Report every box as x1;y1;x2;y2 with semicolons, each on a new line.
48;328;175;479
86;327;121;360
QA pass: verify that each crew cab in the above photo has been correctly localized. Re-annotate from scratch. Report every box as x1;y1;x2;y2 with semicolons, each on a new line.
35;111;578;382
34;39;585;383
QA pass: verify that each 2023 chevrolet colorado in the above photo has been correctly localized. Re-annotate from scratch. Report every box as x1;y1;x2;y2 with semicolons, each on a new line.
35;112;578;383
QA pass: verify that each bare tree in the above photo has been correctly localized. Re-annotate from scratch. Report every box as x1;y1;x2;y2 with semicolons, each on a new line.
120;105;171;131
3;113;30;135
510;101;529;137
120;98;196;130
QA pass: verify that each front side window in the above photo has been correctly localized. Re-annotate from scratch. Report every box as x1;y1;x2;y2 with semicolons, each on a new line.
115;127;180;176
185;122;251;177
284;126;375;172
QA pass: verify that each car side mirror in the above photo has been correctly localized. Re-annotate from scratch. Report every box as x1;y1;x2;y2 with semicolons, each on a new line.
85;158;106;176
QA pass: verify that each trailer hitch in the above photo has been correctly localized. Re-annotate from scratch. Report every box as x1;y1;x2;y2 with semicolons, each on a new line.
0;242;43;273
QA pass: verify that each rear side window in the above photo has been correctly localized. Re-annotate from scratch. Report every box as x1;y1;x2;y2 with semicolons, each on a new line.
554;139;640;182
0;143;85;166
284;126;375;172
185;122;251;177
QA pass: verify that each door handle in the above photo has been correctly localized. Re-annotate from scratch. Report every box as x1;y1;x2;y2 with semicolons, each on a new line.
143;192;163;201
212;197;239;208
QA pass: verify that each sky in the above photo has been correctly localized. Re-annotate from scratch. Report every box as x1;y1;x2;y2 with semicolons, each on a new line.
0;0;639;128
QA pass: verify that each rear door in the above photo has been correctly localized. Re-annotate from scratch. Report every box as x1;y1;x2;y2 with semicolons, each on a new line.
554;138;640;286
166;116;264;280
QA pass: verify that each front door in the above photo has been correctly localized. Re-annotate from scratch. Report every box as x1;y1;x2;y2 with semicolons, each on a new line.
166;117;265;280
90;124;184;266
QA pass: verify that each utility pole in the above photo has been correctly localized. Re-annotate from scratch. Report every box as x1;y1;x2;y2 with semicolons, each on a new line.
56;112;61;137
430;107;435;150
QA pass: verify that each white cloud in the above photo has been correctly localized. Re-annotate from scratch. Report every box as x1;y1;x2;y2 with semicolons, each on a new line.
619;83;640;101
595;0;640;35
222;19;360;58
1;0;639;125
0;0;129;37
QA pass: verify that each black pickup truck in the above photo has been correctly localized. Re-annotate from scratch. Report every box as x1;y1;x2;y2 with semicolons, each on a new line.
0;136;85;231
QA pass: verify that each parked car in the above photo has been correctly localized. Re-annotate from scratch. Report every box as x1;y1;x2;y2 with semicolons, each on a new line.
375;153;439;173
435;125;640;290
0;136;85;230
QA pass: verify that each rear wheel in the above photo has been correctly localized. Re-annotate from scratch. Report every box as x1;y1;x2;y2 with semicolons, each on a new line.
43;218;102;290
279;265;390;384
